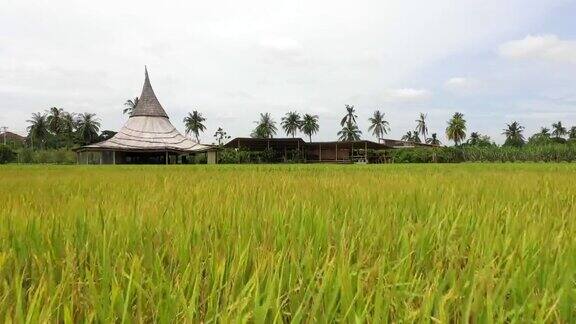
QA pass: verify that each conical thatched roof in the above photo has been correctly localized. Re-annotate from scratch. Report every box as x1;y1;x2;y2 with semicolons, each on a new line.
79;68;212;153
131;67;169;118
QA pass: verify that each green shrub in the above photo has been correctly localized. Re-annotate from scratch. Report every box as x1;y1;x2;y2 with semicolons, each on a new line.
383;145;576;163
0;145;15;164
18;148;34;163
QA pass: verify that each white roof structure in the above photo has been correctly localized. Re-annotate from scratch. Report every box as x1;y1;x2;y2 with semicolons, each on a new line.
79;68;212;153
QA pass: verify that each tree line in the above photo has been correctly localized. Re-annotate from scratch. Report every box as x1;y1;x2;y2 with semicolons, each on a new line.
21;98;576;150
26;107;105;150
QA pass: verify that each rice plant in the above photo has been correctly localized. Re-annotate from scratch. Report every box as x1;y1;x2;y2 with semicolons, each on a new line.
0;164;575;322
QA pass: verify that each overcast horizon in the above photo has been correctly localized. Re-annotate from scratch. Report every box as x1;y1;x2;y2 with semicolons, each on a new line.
1;0;576;144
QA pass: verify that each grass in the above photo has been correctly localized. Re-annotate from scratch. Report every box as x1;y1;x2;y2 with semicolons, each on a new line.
0;164;575;322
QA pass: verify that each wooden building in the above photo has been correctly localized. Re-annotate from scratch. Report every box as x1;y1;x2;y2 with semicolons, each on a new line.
223;137;394;163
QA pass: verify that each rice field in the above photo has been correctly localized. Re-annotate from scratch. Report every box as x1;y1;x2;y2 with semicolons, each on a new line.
1;164;575;322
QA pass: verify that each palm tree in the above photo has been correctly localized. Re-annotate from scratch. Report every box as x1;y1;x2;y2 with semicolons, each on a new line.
502;121;525;147
426;133;441;145
401;131;421;143
46;107;64;136
528;127;552;146
61;112;77;147
300;114;319;142
401;131;414;142
76;113;101;145
281;111;301;138
338;120;362;141
213;127;231;146
123;97;139;115
415;113;428;140
551;121;567;139
251;113;277;139
445;112;467;146
539;127;551;137
340;104;357;126
368;110;390;142
466;132;494;147
569;126;576;139
27;112;50;149
183;111;207;143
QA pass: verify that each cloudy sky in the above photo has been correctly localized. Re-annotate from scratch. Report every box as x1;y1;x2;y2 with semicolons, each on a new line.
1;0;575;144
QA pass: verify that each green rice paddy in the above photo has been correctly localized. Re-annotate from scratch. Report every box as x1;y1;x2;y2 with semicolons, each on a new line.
1;164;575;322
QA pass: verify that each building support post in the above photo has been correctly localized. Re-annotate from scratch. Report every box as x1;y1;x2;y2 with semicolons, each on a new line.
297;141;300;163
165;151;169;165
351;143;354;162
335;143;338;162
365;142;368;163
319;143;322;162
113;151;116;165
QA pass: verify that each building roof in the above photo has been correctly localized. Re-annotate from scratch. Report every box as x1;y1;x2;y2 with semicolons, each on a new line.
224;137;393;150
308;140;392;150
77;68;212;153
131;67;169;118
224;137;306;149
0;131;26;142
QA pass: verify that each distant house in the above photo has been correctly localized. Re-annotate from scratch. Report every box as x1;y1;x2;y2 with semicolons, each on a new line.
0;131;26;148
223;137;394;163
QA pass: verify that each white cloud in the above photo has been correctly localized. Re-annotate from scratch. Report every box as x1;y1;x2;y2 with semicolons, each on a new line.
499;34;576;63
259;37;303;53
383;88;432;102
444;77;480;92
258;37;311;66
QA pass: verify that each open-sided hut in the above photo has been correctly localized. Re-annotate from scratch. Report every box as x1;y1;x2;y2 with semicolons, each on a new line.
76;68;214;164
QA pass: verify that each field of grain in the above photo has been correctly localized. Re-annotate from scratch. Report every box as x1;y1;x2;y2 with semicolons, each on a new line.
0;164;575;322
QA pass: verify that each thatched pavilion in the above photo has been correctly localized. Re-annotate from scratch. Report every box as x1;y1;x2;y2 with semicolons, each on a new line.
76;68;214;164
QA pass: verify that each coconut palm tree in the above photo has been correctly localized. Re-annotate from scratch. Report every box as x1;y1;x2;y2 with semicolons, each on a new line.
281;111;301;138
415;113;428;140
401;131;421;143
426;133;441;145
61;112;77;148
46;107;64;136
213;127;231;146
76;113;101;145
467;132;481;145
466;132;494;147
551;121;567;139
251;113;277;139
368;110;390;142
528;127;552;146
300;114;319;142
539;127;551;137
401;131;414;142
183;111;207;143
123;97;139;115
569;126;576;139
502;121;525;147
340;104;357;126
445;112;467;146
338;120;362;141
27;112;50;149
